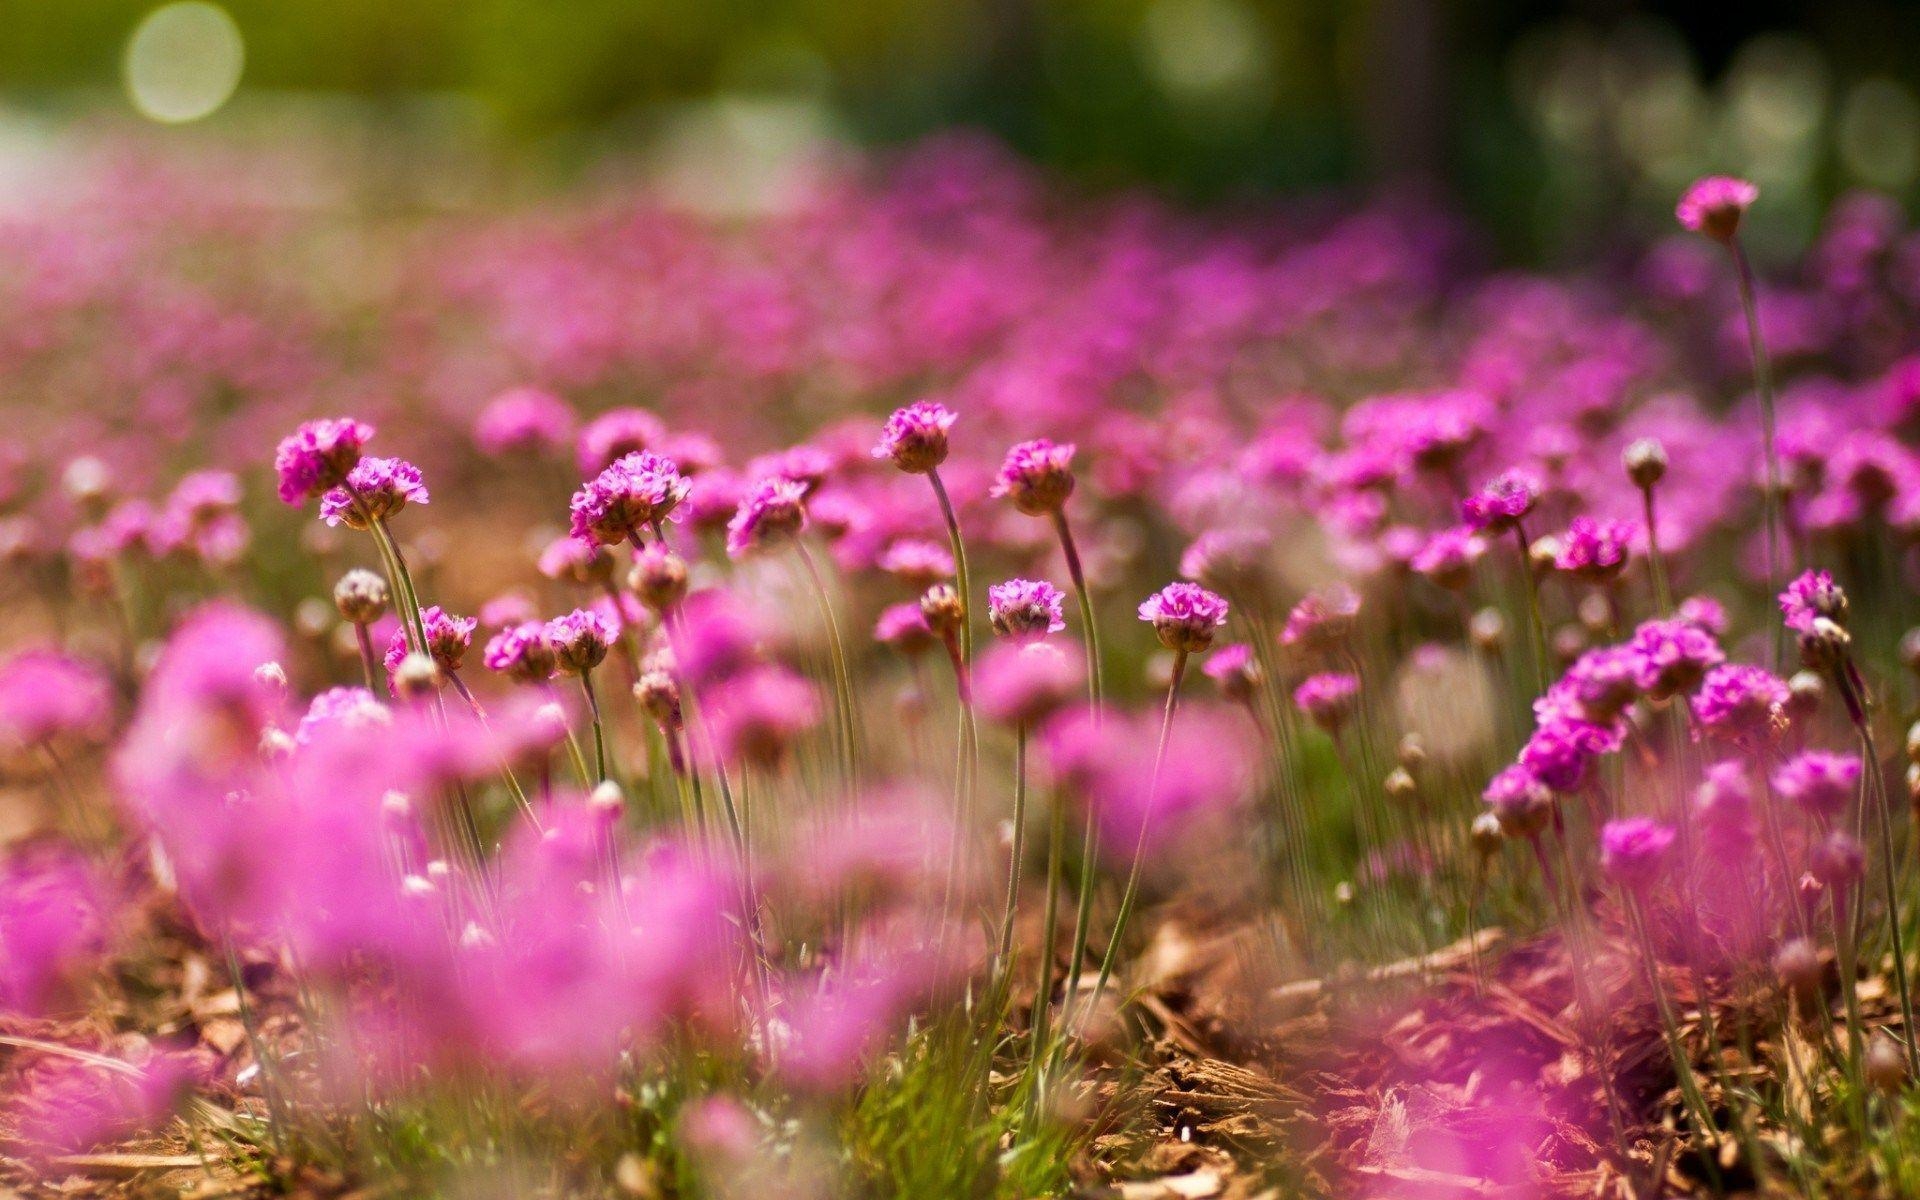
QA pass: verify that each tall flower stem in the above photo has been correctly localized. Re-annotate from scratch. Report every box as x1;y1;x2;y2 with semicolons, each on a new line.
995;723;1031;977
927;469;973;667
1511;520;1550;694
1051;510;1103;708
1624;895;1720;1149
1729;237;1785;666
1026;786;1067;1115
352;622;378;690
580;669;609;783
1640;483;1672;616
1076;648;1187;1032
1859;720;1920;1075
797;541;859;790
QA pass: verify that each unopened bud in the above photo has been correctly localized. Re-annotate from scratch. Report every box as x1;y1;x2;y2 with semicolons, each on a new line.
1383;767;1418;802
1470;812;1504;858
589;780;625;818
1784;670;1823;722
1773;937;1824;1013
1468;607;1506;655
381;790;413;822
1623;437;1668;489
392;652;443;701
1527;536;1561;577
400;875;436;901
1396;734;1427;773
920;584;965;637
1810;830;1865;888
1908;721;1920;765
628;547;689;613
334;569;391;624
1866;1035;1909;1094
61;457;112;510
1577;591;1613;636
1900;628;1920;676
634;670;682;727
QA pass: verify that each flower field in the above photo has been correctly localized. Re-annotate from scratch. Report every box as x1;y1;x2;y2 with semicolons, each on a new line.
5;134;1920;1197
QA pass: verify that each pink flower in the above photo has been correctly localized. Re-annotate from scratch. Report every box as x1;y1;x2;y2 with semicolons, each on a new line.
990;438;1076;516
1280;584;1360;649
873;400;957;473
987;578;1066;641
703;666;820;769
474;386;574;456
877;538;954;586
318;457;429;529
1599;817;1676;892
0;650;113;749
569;451;690;547
1779;569;1846;635
576;407;666;475
484;622;557;682
1553;517;1633;580
382;606;477;680
274;417;373;505
543;608;617;675
1460;469;1541;534
1690;664;1787;742
1137;582;1229;653
1293;671;1359;732
1772;751;1860;819
1676;176;1758;242
974;641;1083;725
873;603;935;656
725;477;809;559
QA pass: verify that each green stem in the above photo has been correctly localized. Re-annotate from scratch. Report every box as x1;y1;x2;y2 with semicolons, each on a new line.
581;669;608;783
1052;510;1103;708
797;540;859;790
928;468;973;668
1730;236;1785;668
996;724;1030;975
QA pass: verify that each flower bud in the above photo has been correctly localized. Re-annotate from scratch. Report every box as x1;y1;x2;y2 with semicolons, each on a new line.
392;652;443;701
634;669;682;728
1623;438;1668;489
1810;830;1865;888
334;569;391;625
258;726;296;762
920;584;965;638
1470;812;1504;857
1908;721;1920;765
1867;1035;1908;1094
1383;767;1418;802
1396;734;1427;773
589;781;625;820
400;875;436;902
628;547;689;613
1468;607;1506;655
253;661;288;697
1784;670;1824;722
1900;628;1920;677
1773;937;1823;1014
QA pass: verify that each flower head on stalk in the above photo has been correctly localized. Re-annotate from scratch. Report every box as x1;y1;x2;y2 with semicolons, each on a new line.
274;418;373;505
544;609;616;676
382;606;475;683
1460;469;1541;534
1694;761;1756;846
1676;177;1759;243
318;458;428;530
988;579;1066;642
1626;618;1725;700
569;451;690;547
1553;517;1632;581
1772;750;1861;820
1137;582;1228;654
0;650;114;750
974;641;1083;726
484;622;557;683
1293;671;1359;733
1779;569;1847;635
873;604;935;657
577;408;666;475
1483;764;1552;838
475;387;574;457
873;401;957;474
991;439;1076;516
1281;584;1360;651
1690;663;1788;742
1201;643;1262;704
704;666;821;770
725;478;809;559
877;539;954;587
1599;817;1676;893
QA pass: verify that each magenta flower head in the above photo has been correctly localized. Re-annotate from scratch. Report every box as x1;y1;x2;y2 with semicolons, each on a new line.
1694;760;1756;844
1281;584;1361;651
1562;646;1642;724
1779;569;1847;635
537;534;614;586
1553;517;1632;581
1599;816;1676;893
1409;525;1485;590
1690;663;1788;742
987;578;1066;642
1772;750;1861;820
382;606;476;681
704;665;820;769
725;477;810;559
569;451;691;547
317;457;428;530
1676;176;1758;243
544;608;617;675
274;417;373;505
1483;764;1552;838
474;386;574;457
1179;526;1276;601
873;603;935;657
877;539;954;586
990;438;1076;516
1460;469;1541;534
0;650;114;750
1627;618;1725;700
974;641;1084;726
1138;582;1229;654
1294;671;1360;733
483;621;557;683
576;407;666;475
873;401;957;474
1201;643;1262;704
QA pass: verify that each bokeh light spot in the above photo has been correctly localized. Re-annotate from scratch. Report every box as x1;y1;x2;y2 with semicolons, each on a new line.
124;2;245;125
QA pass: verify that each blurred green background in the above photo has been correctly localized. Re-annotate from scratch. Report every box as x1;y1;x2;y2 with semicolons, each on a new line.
1;1;1918;249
